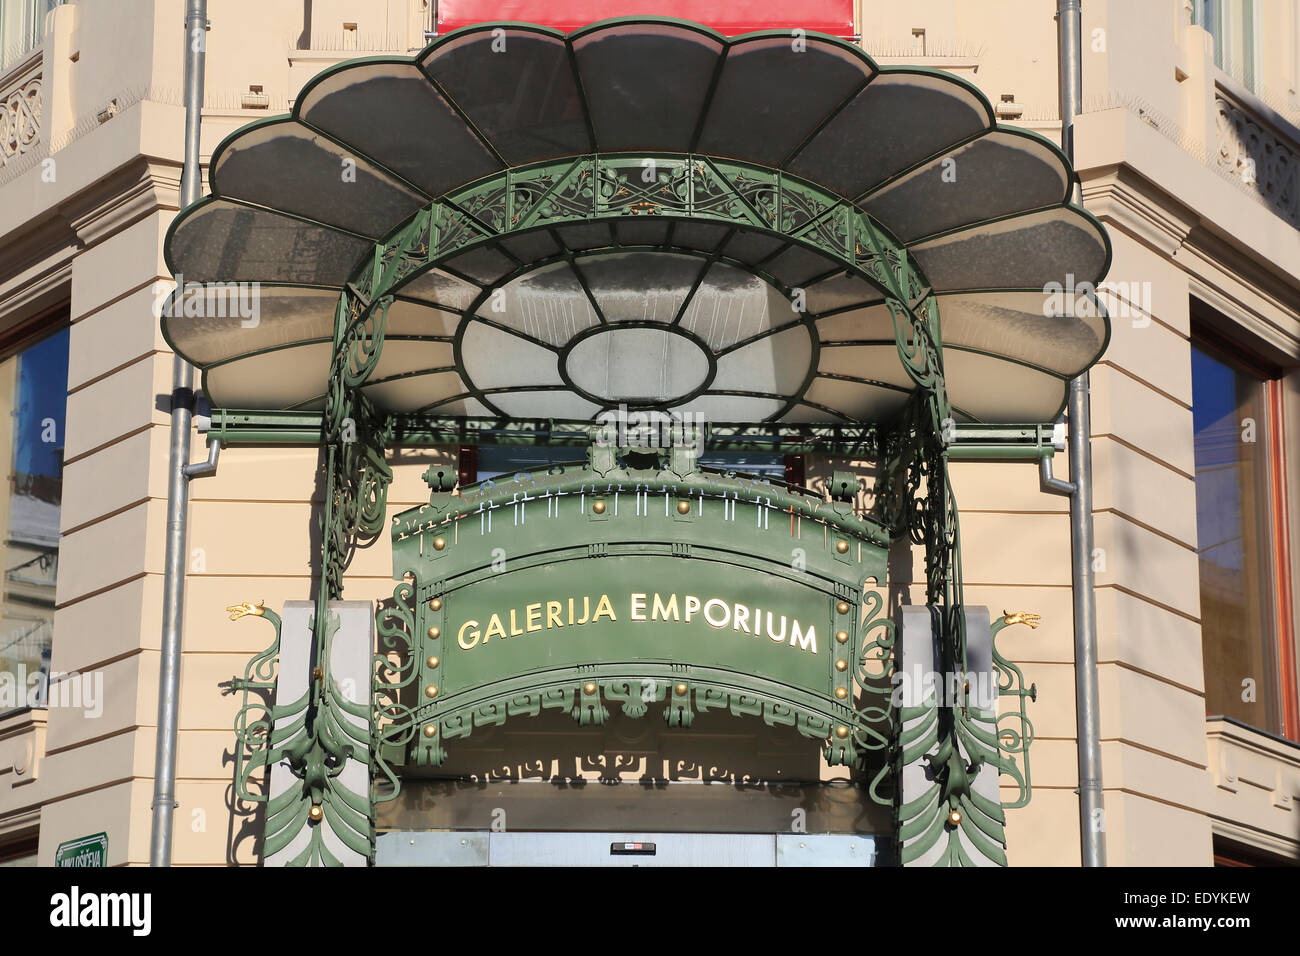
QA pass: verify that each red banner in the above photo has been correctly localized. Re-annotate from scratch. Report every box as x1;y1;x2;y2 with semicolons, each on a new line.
435;1;855;37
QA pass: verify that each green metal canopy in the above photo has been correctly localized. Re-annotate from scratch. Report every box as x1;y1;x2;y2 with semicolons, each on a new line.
199;19;1075;867
162;17;1110;426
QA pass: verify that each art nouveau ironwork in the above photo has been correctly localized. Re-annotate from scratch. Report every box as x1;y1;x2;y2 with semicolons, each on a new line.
179;18;1112;866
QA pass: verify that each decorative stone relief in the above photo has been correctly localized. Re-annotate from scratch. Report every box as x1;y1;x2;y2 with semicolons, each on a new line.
1215;93;1300;228
0;69;41;168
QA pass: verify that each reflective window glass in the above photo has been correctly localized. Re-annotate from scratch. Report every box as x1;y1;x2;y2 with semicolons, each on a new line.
0;325;68;715
1191;340;1281;732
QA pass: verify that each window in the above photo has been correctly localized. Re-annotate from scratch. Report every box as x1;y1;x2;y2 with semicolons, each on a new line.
1213;834;1299;867
1191;329;1296;739
0;1;59;75
1194;0;1260;91
0;832;36;867
0;324;67;717
472;444;586;484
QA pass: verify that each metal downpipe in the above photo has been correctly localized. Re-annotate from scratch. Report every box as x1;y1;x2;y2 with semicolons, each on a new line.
1056;0;1106;867
151;0;207;867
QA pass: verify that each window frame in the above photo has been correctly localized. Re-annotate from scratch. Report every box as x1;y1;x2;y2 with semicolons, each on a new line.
0;303;70;719
0;0;55;76
1191;321;1298;741
1195;0;1262;93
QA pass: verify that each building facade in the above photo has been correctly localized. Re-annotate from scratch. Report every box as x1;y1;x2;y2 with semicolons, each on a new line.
0;0;1297;867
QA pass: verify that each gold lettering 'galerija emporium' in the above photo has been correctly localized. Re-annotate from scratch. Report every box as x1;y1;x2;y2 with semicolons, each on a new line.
454;592;818;655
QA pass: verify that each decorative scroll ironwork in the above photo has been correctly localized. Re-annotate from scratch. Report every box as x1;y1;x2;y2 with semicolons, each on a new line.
322;292;394;609
373;577;421;803
894;608;1040;865
896;691;1010;867
862;222;1037;863
855;588;898;802
225;601;373;865
223;270;397;865
864;227;1040;861
226;601;281;805
990;610;1040;810
348;153;907;310
259;610;372;866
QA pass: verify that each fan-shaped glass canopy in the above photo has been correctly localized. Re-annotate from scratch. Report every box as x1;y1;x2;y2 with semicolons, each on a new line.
162;18;1110;425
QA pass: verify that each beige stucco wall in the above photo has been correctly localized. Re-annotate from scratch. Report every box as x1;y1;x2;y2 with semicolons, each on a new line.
0;0;1297;866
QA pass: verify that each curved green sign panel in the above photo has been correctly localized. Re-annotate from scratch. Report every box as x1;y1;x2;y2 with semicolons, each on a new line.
381;453;894;774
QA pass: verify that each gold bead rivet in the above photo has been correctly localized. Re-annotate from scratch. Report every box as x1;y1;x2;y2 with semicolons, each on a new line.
426;656;439;669
309;805;323;822
429;598;442;611
592;500;606;514
836;601;850;615
834;659;848;672
677;500;691;514
427;626;440;640
835;630;848;643
835;725;849;739
675;683;688;696
835;687;849;700
424;684;438;698
433;537;446;551
422;724;437;738
583;681;597;695
948;809;963;827
835;540;849;554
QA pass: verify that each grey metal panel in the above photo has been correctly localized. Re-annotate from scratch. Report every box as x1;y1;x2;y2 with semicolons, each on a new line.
895;605;939;706
488;832;776;867
896;604;943;866
964;606;994;686
376;831;489;867
776;834;876;866
896;605;1007;868
960;606;1003;868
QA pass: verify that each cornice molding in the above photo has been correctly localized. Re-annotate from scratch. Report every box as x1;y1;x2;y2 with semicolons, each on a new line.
1210;818;1299;860
0;211;76;280
0;807;40;843
0;214;75;333
60;157;181;251
0;159;184;331
1080;165;1195;258
1082;162;1300;361
1182;243;1300;362
0;256;71;336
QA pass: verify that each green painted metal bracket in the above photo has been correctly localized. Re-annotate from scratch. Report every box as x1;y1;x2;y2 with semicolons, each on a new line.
207;407;888;454
947;423;1065;462
207;408;1068;463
